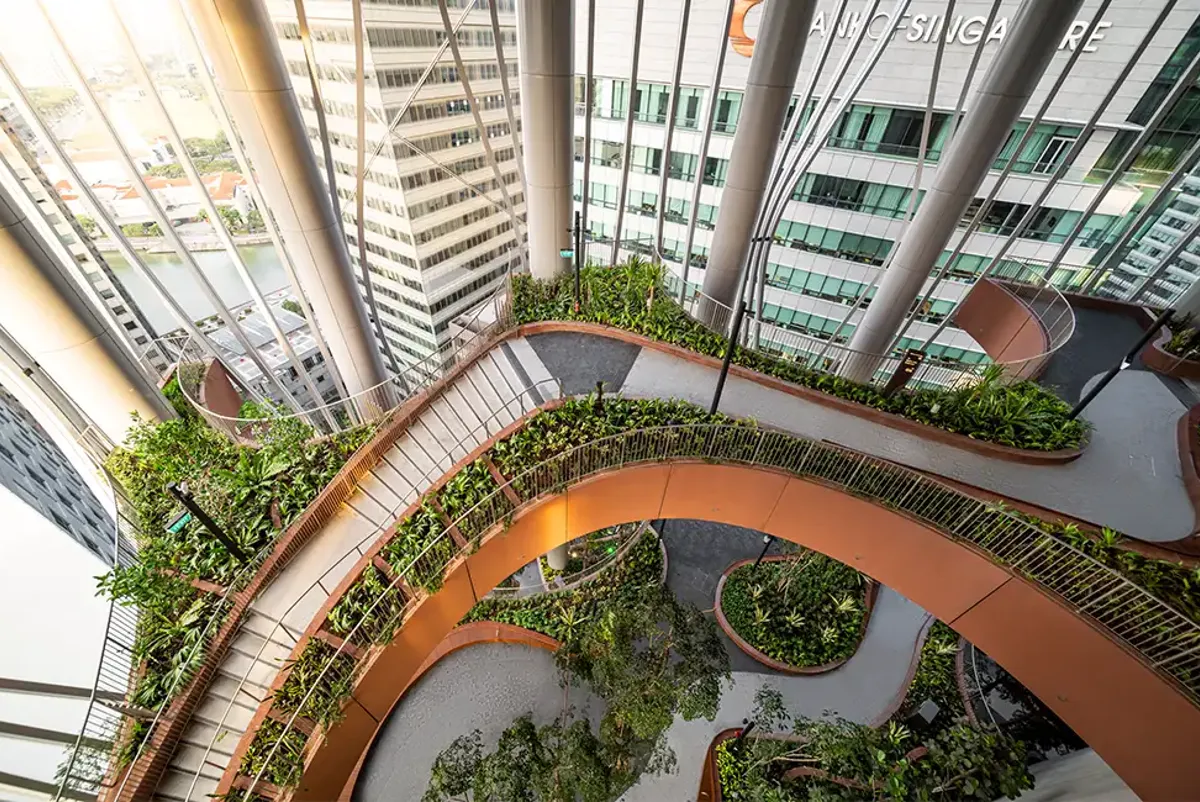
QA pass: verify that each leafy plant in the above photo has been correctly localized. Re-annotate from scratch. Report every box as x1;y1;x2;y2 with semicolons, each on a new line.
899;622;966;726
717;686;1032;801
511;262;1089;451
720;551;868;668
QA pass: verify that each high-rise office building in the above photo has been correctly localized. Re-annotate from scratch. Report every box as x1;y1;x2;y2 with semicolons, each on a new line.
0;384;113;564
1098;162;1200;307
573;0;1200;365
266;0;524;370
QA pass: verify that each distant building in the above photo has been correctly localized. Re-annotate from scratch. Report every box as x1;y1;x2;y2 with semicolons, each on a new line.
0;384;114;564
205;297;339;409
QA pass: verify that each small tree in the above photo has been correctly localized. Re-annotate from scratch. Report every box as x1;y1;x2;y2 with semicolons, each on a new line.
216;206;245;233
281;299;304;317
75;214;97;236
246;208;264;232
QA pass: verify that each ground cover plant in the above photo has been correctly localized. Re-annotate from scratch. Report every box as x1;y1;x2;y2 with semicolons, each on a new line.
511;258;1088;451
719;548;869;668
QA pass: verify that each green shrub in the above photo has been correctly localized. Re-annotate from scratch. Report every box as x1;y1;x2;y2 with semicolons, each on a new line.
239;718;307;788
271;639;357;728
512;261;1089;451
898;621;966;725
720;551;868;668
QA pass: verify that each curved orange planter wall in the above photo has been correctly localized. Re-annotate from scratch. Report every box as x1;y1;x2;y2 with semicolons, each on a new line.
295;463;1200;802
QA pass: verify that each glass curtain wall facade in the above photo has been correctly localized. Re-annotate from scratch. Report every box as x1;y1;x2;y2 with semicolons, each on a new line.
267;0;524;368
572;0;1200;364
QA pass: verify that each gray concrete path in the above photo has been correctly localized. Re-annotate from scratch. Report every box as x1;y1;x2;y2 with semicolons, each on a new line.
612;340;1190;542
351;589;928;802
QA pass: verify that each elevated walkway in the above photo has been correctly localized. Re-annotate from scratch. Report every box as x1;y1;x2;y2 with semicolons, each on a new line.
136;325;1199;802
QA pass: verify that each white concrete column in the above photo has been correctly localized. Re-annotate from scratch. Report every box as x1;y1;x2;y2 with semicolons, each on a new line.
0;179;170;444
545;544;569;572
517;0;573;280
844;0;1084;377
185;0;388;397
701;0;818;307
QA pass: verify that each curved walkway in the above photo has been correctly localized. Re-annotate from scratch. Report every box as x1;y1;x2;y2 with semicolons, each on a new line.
153;325;1191;802
523;329;1191;542
353;521;930;802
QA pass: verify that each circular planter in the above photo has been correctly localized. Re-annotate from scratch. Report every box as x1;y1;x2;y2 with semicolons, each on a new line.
1143;327;1200;381
713;555;878;675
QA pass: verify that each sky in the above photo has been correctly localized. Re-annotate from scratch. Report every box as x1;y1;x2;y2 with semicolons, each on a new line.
0;482;112;789
0;0;194;87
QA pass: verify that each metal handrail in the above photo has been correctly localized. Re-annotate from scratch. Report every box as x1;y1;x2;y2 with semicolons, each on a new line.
238;422;1200;800
173;284;512;442
488;520;646;598
173;376;562;802
669;261;1075;389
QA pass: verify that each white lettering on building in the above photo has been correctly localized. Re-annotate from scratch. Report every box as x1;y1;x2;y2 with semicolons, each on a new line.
807;12;1110;51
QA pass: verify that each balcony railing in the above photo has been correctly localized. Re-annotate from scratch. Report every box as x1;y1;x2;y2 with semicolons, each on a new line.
233;422;1200;801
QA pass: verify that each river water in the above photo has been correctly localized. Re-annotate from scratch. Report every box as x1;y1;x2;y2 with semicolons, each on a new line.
104;244;290;333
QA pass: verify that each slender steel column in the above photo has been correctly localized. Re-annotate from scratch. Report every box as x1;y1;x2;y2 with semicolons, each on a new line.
679;0;736;300
0;176;171;443
700;0;818;310
610;0;646;265
843;0;1084;378
579;0;596;247
654;0;692;256
517;0;574;279
184;0;389;397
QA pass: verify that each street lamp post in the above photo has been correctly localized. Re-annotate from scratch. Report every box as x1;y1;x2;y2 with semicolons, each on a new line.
167;481;249;563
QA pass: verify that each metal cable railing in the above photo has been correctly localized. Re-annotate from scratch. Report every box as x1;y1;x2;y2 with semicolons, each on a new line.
173;284;514;443
172;376;563;802
659;259;1075;390
236;422;1200;801
488;520;647;598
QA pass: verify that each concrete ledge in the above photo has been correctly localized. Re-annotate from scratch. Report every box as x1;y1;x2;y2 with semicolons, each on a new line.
713;555;878;675
517;321;1084;464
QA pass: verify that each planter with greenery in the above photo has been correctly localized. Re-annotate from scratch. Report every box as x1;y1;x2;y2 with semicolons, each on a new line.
223;393;1197;799
424;533;729;802
1143;318;1200;380
98;413;372;762
716;551;874;673
714;686;1032;802
536;522;644;587
511;259;1088;453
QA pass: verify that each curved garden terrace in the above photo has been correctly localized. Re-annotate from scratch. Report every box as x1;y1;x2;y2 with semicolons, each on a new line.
81;266;1199;802
207;397;1198;802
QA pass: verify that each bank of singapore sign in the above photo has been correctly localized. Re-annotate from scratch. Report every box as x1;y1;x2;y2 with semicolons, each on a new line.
729;1;1111;57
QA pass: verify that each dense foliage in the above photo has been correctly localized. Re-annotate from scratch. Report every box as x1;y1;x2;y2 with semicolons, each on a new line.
717;685;1031;801
511;260;1088;451
1026;514;1200;625
99;413;370;740
898;622;967;726
463;529;664;639
425;532;729;801
720;550;868;668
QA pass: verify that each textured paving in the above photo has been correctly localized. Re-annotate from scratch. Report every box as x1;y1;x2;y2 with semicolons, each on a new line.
659;519;784;675
353;643;603;802
615;339;1190;542
352;522;930;801
526;330;642;396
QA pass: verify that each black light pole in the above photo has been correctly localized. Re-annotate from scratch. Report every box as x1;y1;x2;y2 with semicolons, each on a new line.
573;210;582;313
167;481;249;563
709;236;770;416
753;535;774;569
1069;306;1174;419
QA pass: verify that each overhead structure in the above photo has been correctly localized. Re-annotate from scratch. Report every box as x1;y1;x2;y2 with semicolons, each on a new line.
183;0;389;398
516;0;574;280
843;0;1086;379
0;174;171;443
700;0;819;310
